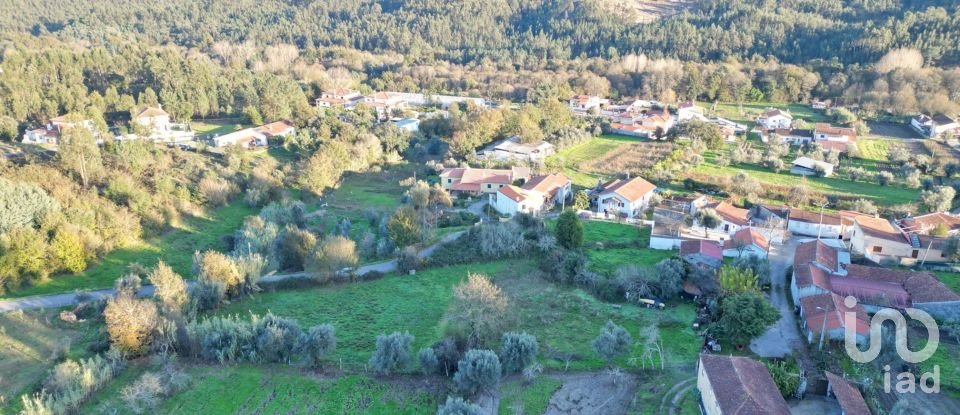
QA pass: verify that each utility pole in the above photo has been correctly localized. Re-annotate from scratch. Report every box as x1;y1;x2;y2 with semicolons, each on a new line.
817;306;827;351
816;201;828;240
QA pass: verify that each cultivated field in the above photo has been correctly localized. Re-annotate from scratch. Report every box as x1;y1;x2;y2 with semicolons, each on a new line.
580;141;676;177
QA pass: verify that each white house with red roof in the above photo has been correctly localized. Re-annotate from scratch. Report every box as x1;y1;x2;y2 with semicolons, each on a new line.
316;89;364;109
722;228;769;259
22;115;97;145
568;95;607;115
212;120;295;147
757;108;793;130
597;176;657;218
492;174;571;216
697;354;791;415
677;101;705;122
799;293;869;345
440;166;531;196
133;105;194;142
708;201;751;235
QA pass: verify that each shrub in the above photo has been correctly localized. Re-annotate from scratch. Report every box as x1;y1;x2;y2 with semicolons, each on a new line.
305;235;358;283
254;313;302;363
104;294;161;356
396;246;422;273
436;396;483;415
453;349;502;397
593;321;632;366
555;210;584;249
193;251;243;295
369;332;414;374
185;314;257;363
446;273;510;347
121;372;165;414
22;354;122;414
432;337;464;377
274;225;316;270
148;261;188;313
297;324;337;368
475;221;528;259
419;347;440;375
500;332;538;373
189;279;226;312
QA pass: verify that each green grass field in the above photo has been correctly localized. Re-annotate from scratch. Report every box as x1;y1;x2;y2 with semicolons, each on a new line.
706;101;829;127
82;365;441;414
693;156;920;206
0;309;102;406
4;202;257;299
498;376;562;414
587;248;674;276
856;139;891;161
216;259;699;371
191;119;249;136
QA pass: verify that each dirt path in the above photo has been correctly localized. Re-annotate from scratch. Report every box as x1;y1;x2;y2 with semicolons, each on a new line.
0;231;464;313
658;377;696;415
544;372;639;415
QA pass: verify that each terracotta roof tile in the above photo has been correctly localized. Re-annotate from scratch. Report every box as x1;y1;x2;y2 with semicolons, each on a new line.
601;177;656;203
712;201;751;226
681;240;723;260
725;228;769;252
825;372;871;415
699;354;791;415
794;240;840;272
845;264;960;304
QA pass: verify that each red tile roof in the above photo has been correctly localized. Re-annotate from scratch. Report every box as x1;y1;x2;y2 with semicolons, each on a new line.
789;208;842;226
794;264;833;291
440;168;466;179
825;372;871;415
681;240;723;260
854;216;908;243
522;174;570;199
256;121;294;136
800;293;870;337
602;177;656;203
829;275;911;309
698;354;791;415
137;106;168;118
814;123;857;139
725;228;769;252
900;212;960;234
794;240;840;272
498;185;529;203
712;201;751;226
845;264;960;304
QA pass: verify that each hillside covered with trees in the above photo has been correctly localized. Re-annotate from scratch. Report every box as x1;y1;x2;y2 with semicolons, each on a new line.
1;0;959;67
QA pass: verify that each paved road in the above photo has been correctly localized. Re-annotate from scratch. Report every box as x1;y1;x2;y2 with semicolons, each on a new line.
0;231;465;313
749;237;805;358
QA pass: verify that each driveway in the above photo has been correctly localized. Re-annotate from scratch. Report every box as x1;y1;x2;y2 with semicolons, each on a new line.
750;237;806;359
0;231;465;313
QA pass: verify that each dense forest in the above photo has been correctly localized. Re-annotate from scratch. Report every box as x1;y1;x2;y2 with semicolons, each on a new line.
2;0;959;67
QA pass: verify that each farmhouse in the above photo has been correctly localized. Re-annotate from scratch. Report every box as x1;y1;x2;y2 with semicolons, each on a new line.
799;293;869;346
766;128;812;145
134;106;194;142
722;228;769;259
492;173;571;217
708;201;751;234
898;212;960;236
814;123;856;143
696;354;791;415
790;240;849;302
22;115;97;145
597;176;657;219
838;265;960;319
315;89;364;108
680;239;723;269
440;166;531;196
609;110;675;138
911;113;959;138
756;108;793;130
568;95;607;114
824;372;871;415
364;92;404;120
790;157;834;177
787;208;845;239
212;120;295;148
479;136;556;162
677;101;705;121
849;215;951;265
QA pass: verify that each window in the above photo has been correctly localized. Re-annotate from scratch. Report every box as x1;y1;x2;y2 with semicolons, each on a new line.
448;179;452;184
872;246;882;253
911;250;919;259
487;184;492;189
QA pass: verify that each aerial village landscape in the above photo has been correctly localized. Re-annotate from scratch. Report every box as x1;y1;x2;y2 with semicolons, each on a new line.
1;1;960;414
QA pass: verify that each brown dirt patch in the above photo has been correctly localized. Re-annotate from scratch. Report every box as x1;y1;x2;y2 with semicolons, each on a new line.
580;141;676;176
544;372;640;415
